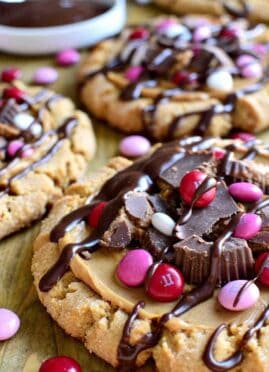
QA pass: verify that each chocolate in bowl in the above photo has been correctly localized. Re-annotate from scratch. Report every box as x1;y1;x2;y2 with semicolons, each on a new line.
0;0;111;28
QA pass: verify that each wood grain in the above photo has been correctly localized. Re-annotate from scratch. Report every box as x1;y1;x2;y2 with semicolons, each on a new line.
0;1;269;371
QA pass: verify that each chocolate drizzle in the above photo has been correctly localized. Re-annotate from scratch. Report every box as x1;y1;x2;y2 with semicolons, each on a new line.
80;14;269;140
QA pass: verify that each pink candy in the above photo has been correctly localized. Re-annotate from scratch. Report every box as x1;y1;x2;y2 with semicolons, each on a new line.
56;49;80;67
213;147;226;160
119;135;151;158
241;62;262;79
230;132;256;142
193;26;212;42
33;67;58;85
228;182;263;203
21;148;34;159
233;213;262;240
236;55;256;68
124;66;144;82
218;280;260;311
116;249;153;287
156;19;177;32
0;308;20;340
7;140;24;157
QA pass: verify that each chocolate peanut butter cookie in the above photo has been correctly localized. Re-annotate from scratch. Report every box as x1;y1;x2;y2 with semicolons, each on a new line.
78;15;269;141
33;136;269;371
0;81;96;239
153;0;269;23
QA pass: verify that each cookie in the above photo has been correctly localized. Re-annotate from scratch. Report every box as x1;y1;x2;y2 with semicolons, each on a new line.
0;81;96;239
153;0;269;23
33;136;269;371
78;15;269;141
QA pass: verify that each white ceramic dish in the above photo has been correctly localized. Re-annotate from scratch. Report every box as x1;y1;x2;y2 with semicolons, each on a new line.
0;0;126;55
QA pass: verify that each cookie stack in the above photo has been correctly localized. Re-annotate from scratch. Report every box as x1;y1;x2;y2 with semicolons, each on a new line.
2;1;269;372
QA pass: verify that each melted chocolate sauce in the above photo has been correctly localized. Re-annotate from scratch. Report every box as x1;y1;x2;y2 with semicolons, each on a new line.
222;0;250;18
0;0;111;28
204;305;269;371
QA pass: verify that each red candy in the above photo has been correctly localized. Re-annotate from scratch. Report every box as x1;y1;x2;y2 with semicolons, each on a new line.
219;27;238;39
179;170;216;208
172;71;198;86
255;252;269;286
88;201;108;229
129;27;150;40
39;356;81;372
3;87;26;102
146;263;184;302
1;67;21;83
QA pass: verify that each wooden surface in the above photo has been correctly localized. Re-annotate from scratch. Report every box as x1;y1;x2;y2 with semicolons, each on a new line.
0;2;269;371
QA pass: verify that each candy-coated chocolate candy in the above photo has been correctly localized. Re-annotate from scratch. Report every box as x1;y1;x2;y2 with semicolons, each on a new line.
241;62;262;79
233;213;262;240
218;280;260;311
31;123;43;137
252;43;267;56
13;112;34;131
236;54;256;68
56;49;80;67
0;137;7;149
119;135;151;158
172;70;198;86
0;308;20;340
33;67;58;85
124;66;144;82
7;140;24;157
129;27;149;40
3;87;26;102
116;249;153;287
161;24;190;39
206;70;233;92
146;263;184;302
1;67;21;83
39;356;81;372
151;212;175;236
179;170;216;208
21;147;34;158
255;252;269;286
230;132;256;142
220;26;240;39
156;19;177;32
193;25;212;42
88;201;108;229
228;182;263;203
213;147;226;160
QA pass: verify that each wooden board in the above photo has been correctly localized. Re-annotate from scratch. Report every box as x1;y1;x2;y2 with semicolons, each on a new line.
0;2;269;371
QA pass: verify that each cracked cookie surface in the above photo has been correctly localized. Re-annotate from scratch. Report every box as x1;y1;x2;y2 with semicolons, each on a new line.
78;15;269;141
33;137;269;371
0;81;96;239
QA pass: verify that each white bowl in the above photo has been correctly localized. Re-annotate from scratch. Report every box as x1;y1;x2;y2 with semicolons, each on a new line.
0;0;126;55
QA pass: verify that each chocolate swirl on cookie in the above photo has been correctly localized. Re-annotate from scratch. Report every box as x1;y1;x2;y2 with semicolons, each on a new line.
80;14;269;140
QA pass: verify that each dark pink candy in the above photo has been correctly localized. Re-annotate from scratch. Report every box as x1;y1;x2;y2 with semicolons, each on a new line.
1;67;22;83
228;182;263;202
233;213;262;240
230;132;256;142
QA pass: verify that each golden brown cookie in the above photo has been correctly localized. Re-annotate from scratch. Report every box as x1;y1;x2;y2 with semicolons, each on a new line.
78;15;269;141
33;136;269;371
153;0;269;23
0;81;96;239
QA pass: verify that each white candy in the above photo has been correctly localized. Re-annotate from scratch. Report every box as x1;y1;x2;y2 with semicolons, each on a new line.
31;123;42;137
151;212;176;237
0;137;7;149
206;70;234;92
164;24;191;39
13;112;34;131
